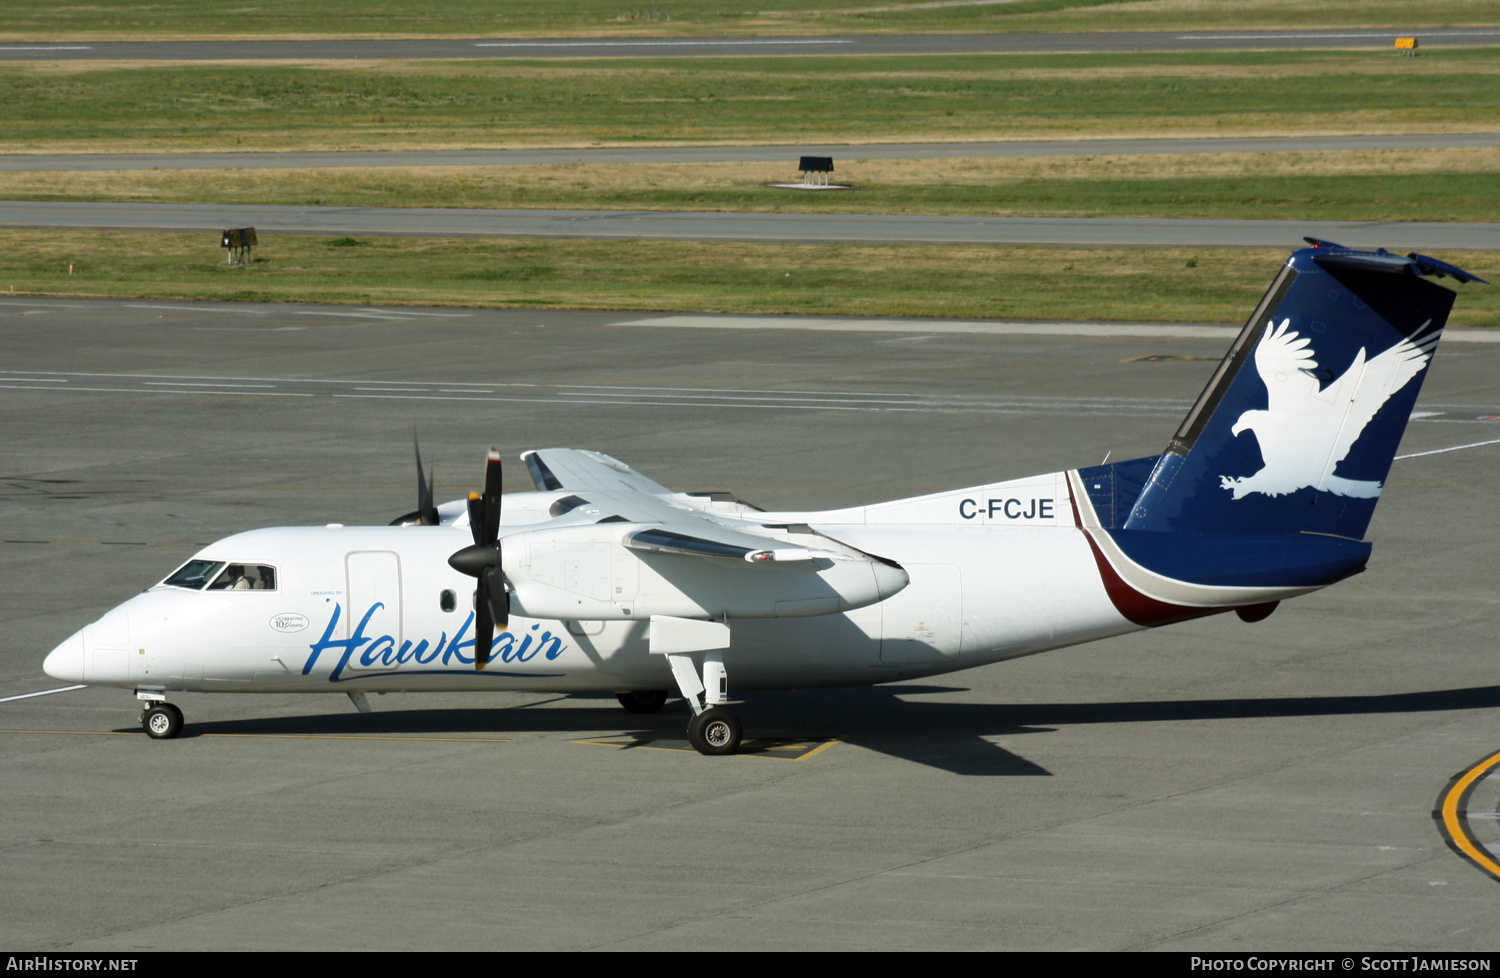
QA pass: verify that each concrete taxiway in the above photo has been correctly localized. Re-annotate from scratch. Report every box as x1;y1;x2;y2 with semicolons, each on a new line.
2;295;1499;950
5;200;1499;251
2;29;1498;62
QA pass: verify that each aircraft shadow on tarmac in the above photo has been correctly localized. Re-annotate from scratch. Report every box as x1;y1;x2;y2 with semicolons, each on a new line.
124;683;1500;777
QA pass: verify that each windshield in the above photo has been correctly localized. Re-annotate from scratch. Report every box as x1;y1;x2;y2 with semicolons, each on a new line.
206;563;277;591
161;559;225;590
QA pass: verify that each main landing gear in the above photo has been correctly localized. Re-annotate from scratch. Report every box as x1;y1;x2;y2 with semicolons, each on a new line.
138;692;184;740
662;649;743;756
616;683;742;754
615;689;669;714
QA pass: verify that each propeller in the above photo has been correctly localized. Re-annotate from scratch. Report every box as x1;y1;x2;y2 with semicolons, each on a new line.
389;432;441;527
446;447;509;670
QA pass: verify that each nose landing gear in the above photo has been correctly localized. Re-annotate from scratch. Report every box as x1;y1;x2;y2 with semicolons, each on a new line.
142;702;184;739
138;690;183;739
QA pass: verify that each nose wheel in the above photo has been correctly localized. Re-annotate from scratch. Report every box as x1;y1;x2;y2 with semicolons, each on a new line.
142;703;184;740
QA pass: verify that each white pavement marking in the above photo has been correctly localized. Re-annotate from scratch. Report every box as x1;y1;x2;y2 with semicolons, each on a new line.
358;308;472;318
617;315;1500;343
142;381;275;388
615;315;1241;339
0;46;92;51
1395;437;1500;461
4;368;1496;420
126;303;271;315
293;309;426;320
0;685;87;703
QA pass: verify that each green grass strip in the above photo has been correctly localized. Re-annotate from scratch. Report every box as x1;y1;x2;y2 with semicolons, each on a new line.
3;231;1494;327
4;49;1497;152
0;0;1493;39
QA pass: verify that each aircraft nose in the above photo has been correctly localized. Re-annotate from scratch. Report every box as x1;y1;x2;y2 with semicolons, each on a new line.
43;630;87;684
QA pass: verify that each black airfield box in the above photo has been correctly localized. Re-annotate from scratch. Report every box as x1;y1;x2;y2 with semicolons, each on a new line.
221;228;258;250
220;227;258;266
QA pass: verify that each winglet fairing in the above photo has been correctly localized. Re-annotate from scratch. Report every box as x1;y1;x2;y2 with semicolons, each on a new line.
43;243;1482;754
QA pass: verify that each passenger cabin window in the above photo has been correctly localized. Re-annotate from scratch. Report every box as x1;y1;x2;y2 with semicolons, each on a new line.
162;559;225;590
440;589;457;613
205;563;277;591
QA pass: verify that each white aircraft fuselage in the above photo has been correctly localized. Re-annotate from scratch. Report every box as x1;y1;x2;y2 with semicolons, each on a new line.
45;470;1306;697
39;242;1484;753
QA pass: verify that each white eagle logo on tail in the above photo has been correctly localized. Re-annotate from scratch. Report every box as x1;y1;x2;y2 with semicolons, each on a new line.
1220;318;1439;500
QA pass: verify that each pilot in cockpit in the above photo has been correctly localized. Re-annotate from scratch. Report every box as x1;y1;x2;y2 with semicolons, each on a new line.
207;564;253;590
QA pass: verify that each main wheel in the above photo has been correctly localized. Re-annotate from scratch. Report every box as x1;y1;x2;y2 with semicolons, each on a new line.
616;689;668;714
143;704;183;740
687;707;742;756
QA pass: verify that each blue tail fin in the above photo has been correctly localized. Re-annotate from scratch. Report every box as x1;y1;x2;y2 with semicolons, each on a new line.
1122;242;1483;540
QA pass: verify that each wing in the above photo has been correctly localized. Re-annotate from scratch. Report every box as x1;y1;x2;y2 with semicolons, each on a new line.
523;448;674;496
520;448;824;565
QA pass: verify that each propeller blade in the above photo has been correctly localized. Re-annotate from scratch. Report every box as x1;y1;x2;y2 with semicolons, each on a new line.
456;447;508;671
414;434;438;525
390;432;441;526
473;585;493;671
482;565;510;632
466;492;484;546
479;448;503;546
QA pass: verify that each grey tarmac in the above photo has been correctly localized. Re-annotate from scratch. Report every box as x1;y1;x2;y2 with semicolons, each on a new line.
2;29;1498;61
5;200;1499;250
2;295;1500;950
6;133;1500;172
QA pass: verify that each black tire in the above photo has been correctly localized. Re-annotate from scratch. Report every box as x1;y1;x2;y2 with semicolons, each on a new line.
143;704;183;740
687;707;742;756
616;689;669;714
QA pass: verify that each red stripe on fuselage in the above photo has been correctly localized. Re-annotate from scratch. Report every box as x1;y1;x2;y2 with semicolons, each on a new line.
1067;471;1224;628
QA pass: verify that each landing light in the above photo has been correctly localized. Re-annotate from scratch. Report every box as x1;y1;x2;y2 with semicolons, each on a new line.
746;548;812;563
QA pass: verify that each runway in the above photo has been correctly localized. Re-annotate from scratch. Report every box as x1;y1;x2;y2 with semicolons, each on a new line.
3;296;1500;950
5;200;1497;250
2;29;1498;61
6;132;1499;173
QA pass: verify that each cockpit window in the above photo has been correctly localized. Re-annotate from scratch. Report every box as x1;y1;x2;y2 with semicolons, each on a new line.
206;563;277;591
162;559;225;590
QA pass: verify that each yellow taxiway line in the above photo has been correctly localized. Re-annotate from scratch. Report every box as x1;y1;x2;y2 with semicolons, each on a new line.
1435;748;1500;883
